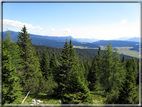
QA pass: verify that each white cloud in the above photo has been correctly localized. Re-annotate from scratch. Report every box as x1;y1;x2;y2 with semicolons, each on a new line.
121;19;127;24
44;21;140;40
2;19;139;40
3;19;43;30
64;28;71;32
50;29;55;31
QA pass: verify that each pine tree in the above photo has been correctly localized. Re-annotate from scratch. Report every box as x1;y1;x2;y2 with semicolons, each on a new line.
84;59;91;81
2;42;22;104
50;52;58;81
95;46;103;91
117;58;136;104
40;48;50;80
58;39;93;104
17;25;42;93
88;56;98;91
79;62;87;85
125;58;138;83
100;43;125;94
3;30;23;72
56;39;70;98
101;43;114;93
111;49;126;91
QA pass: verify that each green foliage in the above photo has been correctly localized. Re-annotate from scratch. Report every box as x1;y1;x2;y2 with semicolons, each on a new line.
117;58;136;104
56;39;93;104
63;62;93;104
79;62;88;86
2;43;22;104
88;56;98;91
100;43;114;93
3;30;23;72
17;25;42;93
2;27;139;104
50;52;58;81
40;48;50;80
126;58;138;84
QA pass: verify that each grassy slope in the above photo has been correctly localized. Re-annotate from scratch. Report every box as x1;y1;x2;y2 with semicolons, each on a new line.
8;91;106;105
74;45;139;59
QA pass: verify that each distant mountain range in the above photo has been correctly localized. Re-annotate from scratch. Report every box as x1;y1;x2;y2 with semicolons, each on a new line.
74;38;98;43
2;31;140;51
93;40;139;47
113;37;140;42
2;30;76;42
2;31;99;48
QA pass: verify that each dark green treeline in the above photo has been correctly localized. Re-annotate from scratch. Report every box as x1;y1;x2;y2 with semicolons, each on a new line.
2;26;139;104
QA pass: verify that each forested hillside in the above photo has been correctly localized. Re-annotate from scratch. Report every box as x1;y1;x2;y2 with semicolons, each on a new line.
33;45;138;63
2;27;140;105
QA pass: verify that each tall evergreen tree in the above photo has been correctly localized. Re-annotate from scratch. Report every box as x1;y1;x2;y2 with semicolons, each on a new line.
84;59;91;82
17;25;42;93
50;52;58;81
101;43;114;93
58;39;93;104
3;30;23;72
79;62;87;85
125;58;138;83
100;43;125;94
111;49;125;89
88;56;98;91
40;48;50;80
117;58;136;104
55;39;70;98
94;46;103;91
2;43;22;104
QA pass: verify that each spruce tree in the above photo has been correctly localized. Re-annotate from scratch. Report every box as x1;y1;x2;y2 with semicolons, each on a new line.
50;52;58;81
111;49;125;91
95;46;103;91
101;43;125;94
2;42;22;104
79;62;87;85
3;30;23;72
125;58;138;83
17;25;42;93
117;58;136;104
40;48;50;80
56;39;70;98
58;39;93;104
88;56;98;91
101;43;114;93
84;59;91;82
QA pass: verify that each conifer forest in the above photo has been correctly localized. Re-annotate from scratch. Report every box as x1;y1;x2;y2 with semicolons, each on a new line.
1;26;140;105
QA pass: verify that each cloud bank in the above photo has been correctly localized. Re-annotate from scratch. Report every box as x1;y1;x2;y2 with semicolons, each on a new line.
2;19;140;40
121;19;127;24
3;19;43;30
45;21;140;40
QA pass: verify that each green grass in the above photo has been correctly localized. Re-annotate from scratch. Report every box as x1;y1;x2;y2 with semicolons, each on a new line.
12;91;107;105
114;47;139;58
22;92;61;105
4;91;107;105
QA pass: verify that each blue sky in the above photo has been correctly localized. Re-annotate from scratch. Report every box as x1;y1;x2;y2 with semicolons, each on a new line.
3;2;140;40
